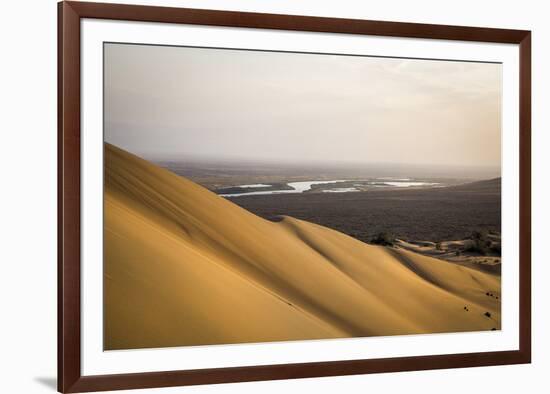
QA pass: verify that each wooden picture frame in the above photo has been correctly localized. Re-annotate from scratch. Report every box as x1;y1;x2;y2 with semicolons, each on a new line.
58;1;531;392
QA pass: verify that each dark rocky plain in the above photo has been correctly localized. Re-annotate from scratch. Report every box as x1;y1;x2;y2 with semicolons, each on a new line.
226;178;501;243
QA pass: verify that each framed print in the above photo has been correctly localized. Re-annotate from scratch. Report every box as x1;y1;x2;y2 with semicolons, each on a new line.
58;1;531;392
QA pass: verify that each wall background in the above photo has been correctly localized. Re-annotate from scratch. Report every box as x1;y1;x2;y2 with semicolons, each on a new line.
0;0;547;392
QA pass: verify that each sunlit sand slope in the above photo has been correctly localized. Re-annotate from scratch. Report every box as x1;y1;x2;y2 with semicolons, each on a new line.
104;143;501;350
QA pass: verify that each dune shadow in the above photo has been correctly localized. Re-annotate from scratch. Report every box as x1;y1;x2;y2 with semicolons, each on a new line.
34;377;57;391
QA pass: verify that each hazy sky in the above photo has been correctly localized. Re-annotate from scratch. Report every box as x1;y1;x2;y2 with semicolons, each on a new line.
105;43;501;168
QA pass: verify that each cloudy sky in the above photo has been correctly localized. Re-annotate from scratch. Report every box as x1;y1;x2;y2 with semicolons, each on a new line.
104;43;501;169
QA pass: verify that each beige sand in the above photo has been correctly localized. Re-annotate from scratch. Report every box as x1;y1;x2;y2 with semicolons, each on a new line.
104;143;501;350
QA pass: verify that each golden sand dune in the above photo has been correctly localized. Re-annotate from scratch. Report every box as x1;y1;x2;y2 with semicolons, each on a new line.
104;143;501;350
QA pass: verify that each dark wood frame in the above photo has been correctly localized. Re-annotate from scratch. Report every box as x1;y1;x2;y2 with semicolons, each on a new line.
58;1;531;392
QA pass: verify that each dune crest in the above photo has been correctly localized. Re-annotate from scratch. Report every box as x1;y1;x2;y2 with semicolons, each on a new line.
104;143;501;350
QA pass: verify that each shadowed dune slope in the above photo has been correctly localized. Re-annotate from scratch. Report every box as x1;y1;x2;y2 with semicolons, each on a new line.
104;143;501;350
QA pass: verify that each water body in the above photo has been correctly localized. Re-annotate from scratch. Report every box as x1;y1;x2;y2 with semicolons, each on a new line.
323;187;360;193
220;180;346;197
375;181;439;188
220;179;439;197
239;184;272;188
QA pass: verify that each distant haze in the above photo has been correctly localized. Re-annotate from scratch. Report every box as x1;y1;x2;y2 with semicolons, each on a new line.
104;43;501;173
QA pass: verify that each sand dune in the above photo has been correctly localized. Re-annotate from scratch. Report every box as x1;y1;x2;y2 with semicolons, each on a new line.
104;143;501;350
